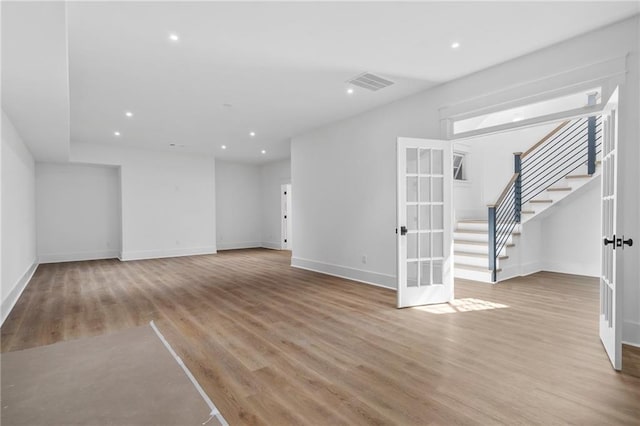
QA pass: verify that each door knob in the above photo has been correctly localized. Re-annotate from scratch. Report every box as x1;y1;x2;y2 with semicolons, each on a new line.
622;237;633;247
604;235;615;247
400;226;408;236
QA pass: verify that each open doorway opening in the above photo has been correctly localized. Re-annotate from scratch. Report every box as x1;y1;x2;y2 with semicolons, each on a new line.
444;87;624;371
281;184;292;250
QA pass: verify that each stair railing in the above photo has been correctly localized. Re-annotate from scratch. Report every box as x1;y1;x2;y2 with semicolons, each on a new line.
487;115;602;282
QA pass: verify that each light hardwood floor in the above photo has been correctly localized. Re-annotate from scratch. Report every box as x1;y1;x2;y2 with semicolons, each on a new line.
2;249;639;425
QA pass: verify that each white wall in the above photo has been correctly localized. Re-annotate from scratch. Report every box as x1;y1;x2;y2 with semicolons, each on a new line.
453;123;557;220
260;159;291;249
1;110;37;324
215;161;262;250
36;163;121;262
70;142;216;260
541;180;601;277
291;17;639;344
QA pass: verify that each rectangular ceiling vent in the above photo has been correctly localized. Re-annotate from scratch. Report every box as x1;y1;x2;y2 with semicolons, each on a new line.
347;72;395;91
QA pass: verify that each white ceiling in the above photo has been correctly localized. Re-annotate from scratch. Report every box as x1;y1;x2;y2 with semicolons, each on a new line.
2;2;70;162
4;2;639;163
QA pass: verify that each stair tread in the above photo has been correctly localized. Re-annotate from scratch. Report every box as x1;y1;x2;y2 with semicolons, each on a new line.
454;240;515;247
455;251;508;260
455;229;520;235
566;174;592;179
454;229;488;234
547;187;571;192
455;264;502;273
530;199;553;203
522;210;535;214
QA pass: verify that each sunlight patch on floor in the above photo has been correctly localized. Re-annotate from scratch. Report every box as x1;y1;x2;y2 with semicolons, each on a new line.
412;298;509;314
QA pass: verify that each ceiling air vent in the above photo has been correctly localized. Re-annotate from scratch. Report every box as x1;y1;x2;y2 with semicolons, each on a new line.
347;72;395;91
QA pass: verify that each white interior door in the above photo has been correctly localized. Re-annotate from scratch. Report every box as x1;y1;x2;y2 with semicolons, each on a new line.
600;88;623;370
397;138;453;308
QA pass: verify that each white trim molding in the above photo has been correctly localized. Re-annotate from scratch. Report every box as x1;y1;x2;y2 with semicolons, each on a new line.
120;246;217;261
39;250;120;264
261;241;282;250
1;261;38;326
291;257;396;290
441;55;627;139
216;241;262;251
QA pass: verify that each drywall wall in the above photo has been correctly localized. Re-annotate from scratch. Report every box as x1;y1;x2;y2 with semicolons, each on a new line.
70;142;216;260
453;123;557;220
291;16;639;344
260;159;291;249
1;110;37;324
36;163;121;262
215;161;262;250
541;180;601;277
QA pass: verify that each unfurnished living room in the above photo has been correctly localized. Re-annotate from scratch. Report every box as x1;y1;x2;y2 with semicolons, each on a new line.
2;1;640;425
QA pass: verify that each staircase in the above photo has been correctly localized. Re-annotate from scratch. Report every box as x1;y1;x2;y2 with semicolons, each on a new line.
454;116;602;283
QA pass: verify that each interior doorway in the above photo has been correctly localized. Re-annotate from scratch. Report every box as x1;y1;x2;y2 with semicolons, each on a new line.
281;184;292;250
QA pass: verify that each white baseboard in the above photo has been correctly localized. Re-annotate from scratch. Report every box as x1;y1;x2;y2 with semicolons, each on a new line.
121;246;217;261
1;260;38;326
542;261;599;278
39;250;120;264
520;261;543;277
261;241;282;250
291;257;396;290
216;241;262;251
623;320;640;347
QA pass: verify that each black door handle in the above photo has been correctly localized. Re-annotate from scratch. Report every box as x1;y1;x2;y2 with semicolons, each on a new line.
622;237;633;247
604;235;615;247
400;226;408;236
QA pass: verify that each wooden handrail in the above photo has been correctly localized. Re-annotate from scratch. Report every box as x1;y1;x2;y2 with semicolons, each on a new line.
488;173;519;208
521;120;571;159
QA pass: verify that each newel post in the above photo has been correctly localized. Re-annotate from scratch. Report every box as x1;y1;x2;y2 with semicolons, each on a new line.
587;92;597;175
488;205;497;283
587;116;596;175
514;152;522;223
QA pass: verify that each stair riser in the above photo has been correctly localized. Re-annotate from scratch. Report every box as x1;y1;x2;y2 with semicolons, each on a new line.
453;243;508;256
453;232;487;243
454;268;494;283
453;243;488;254
456;222;488;232
455;255;490;268
544;193;565;203
523;202;552;215
454;232;514;245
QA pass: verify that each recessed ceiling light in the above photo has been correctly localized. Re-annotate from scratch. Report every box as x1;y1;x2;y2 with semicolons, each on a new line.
221;145;227;150
125;111;133;118
114;131;121;136
168;33;179;42
261;149;266;154
451;42;461;49
249;131;256;137
346;87;354;95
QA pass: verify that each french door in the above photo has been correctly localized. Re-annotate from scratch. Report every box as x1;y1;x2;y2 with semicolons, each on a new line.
397;138;453;308
600;88;624;370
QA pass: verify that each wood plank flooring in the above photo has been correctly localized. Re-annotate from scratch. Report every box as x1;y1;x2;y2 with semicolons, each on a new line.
2;249;639;425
